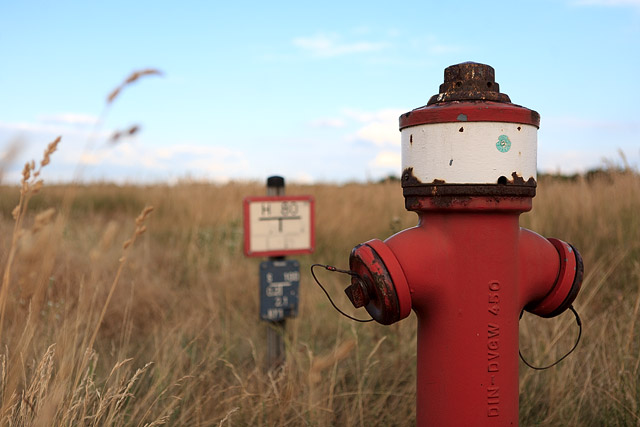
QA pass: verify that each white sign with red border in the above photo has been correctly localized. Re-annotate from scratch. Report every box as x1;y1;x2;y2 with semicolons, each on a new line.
243;195;315;257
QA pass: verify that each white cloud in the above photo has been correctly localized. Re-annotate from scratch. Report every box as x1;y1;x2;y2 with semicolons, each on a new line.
79;152;101;166
538;114;639;173
315;107;405;179
0;114;251;182
80;143;249;175
0;119;108;139
292;172;314;184
37;113;98;126
370;151;401;169
293;33;389;57
538;149;605;174
343;108;404;147
355;120;400;147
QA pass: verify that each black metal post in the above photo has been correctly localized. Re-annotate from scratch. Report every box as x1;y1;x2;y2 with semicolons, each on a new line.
266;175;286;371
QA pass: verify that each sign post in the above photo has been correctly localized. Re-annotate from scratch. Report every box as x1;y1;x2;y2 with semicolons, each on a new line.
243;176;314;371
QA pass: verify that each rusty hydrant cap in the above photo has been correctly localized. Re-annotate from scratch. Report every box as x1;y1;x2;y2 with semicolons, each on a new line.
427;62;511;105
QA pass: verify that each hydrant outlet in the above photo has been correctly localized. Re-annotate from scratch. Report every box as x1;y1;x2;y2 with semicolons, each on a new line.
526;238;585;318
348;239;412;325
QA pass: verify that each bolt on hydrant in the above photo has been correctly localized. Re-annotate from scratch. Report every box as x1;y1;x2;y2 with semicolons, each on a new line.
344;62;584;426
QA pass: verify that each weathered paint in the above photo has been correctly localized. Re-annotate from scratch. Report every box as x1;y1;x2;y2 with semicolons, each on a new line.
401;122;537;185
348;240;411;325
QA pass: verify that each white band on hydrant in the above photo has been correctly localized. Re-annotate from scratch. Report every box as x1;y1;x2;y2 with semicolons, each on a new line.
401;121;537;185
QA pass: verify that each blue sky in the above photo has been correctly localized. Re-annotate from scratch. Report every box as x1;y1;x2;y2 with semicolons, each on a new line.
1;0;639;183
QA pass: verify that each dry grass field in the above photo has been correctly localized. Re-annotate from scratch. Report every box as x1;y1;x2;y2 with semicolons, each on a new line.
0;144;638;426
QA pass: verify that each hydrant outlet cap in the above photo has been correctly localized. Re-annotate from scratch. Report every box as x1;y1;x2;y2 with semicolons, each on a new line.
427;62;511;105
348;240;412;325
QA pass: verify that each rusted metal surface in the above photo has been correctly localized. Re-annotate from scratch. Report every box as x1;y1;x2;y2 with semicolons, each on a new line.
344;279;369;308
401;167;537;204
427;62;511;105
401;167;421;186
508;171;536;186
348;243;401;325
399;62;539;129
405;195;534;212
401;166;537;186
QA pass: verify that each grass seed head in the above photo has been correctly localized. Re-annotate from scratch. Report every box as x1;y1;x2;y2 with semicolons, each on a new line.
124;69;163;85
109;131;122;143
40;136;61;168
107;69;163;104
22;162;31;183
109;125;140;144
135;206;154;227
134;225;147;237
107;87;121;104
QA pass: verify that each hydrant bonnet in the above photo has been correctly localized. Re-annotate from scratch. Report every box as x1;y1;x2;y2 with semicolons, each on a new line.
400;62;540;205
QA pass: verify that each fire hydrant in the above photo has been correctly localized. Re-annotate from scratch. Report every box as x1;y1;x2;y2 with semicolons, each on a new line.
344;62;583;426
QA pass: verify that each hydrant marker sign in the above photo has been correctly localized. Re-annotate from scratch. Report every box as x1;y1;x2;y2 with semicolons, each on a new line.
243;195;315;257
259;260;300;321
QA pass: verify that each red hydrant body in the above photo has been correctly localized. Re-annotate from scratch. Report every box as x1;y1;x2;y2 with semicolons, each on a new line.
345;63;583;426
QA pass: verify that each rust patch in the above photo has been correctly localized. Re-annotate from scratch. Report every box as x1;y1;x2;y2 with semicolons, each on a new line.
402;169;537;208
428;62;511;105
404;184;536;199
509;172;536;186
349;244;401;325
401;167;422;185
407;195;533;212
431;195;472;208
345;279;369;308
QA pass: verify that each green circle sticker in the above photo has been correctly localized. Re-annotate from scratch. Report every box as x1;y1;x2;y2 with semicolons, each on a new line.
496;135;511;153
